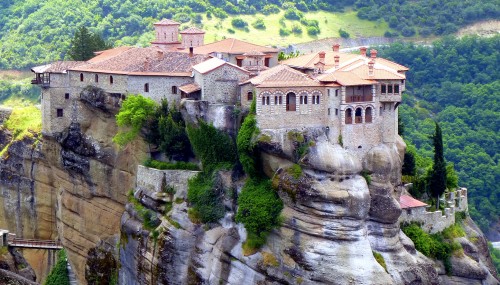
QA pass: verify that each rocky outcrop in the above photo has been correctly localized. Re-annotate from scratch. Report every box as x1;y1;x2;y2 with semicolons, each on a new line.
119;127;499;285
0;247;38;284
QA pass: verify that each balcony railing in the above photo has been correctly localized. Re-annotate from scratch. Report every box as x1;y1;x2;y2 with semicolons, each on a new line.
345;95;373;103
379;94;401;102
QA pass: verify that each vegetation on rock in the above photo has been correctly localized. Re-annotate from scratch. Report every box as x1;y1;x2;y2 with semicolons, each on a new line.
379;35;500;232
1;105;41;157
113;95;156;146
488;243;500;275
144;158;199;171
44;249;70;285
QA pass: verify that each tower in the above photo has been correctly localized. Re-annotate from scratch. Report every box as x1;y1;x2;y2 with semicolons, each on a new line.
151;19;182;50
180;27;205;49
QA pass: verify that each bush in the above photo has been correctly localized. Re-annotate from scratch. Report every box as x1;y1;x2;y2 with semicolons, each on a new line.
307;26;320;36
284;8;303;20
212;8;228;19
372;251;387;272
339;28;350;38
261;4;280;15
252;18;266;30
291;24;303;35
144;159;199;171
279;28;291;37
236;179;283;252
186;120;237;172
44;250;70;285
237;99;259;177
113;95;156;146
231;18;248;29
187;172;225;223
227;28;235;34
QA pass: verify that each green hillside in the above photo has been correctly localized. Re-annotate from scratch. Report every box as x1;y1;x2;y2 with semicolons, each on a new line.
0;0;498;69
378;35;500;233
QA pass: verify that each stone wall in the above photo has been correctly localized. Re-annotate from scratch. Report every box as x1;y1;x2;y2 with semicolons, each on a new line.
42;73;72;134
399;188;469;233
197;65;249;105
127;75;193;104
136;165;199;200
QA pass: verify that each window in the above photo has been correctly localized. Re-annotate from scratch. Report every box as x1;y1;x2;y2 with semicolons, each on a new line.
335;89;339;97
388;85;393;94
355;108;362;123
279;96;282;105
265;58;270;67
381;84;386;94
266;96;270;105
172;86;177;94
56;109;63;117
328;108;331;115
275;96;278;105
335;108;338;115
122;95;126;100
110;76;114;84
95;74;99;83
65;93;69;99
144;83;149;92
80;73;84;82
394;84;400;94
365;107;373;123
286;92;296;111
262;97;265;105
247;91;253;101
345;109;352;124
237;59;243;67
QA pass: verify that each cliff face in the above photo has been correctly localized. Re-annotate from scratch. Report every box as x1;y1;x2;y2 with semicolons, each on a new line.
118;128;499;284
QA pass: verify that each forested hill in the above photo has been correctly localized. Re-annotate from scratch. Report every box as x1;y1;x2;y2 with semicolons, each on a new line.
378;35;500;234
0;0;499;69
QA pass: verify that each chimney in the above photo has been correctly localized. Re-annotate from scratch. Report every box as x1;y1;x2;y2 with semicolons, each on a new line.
368;59;375;76
189;46;194;57
332;44;340;52
144;57;151;71
334;55;340;69
370;49;378;59
157;50;165;60
318;51;326;63
360;47;367;57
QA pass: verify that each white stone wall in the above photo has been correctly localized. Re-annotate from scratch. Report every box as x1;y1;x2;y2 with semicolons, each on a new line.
136;165;200;200
399;188;469;234
42;73;72;134
127;75;193;104
182;34;204;48
197;65;249;105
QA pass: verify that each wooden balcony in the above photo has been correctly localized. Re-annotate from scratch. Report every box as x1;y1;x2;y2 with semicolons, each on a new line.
286;104;296;111
379;94;401;102
345;95;373;103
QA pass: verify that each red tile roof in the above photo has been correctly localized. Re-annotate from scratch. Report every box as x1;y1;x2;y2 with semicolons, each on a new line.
189;38;278;55
282;51;359;70
71;47;208;76
179;83;201;94
192;57;249;75
180;27;205;34
245;65;321;87
31;61;86;74
400;195;428;209
154;19;180;26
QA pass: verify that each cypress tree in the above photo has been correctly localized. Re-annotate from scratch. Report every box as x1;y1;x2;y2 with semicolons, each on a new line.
429;122;447;209
68;26;110;61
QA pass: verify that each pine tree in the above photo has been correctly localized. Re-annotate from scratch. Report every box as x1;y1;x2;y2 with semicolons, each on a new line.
68;26;110;61
429;122;447;209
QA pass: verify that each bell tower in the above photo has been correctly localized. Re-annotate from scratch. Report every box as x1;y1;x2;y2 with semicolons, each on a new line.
151;19;181;50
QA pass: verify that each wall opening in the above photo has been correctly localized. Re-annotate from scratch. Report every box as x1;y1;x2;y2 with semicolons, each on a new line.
80;73;84;82
355;107;362;123
286;92;296;111
65;93;69;99
247;91;253;101
172;86;177;94
110;76;114;84
56;109;63;117
95;74;99;83
345;109;352;124
365;107;373;123
144;83;150;92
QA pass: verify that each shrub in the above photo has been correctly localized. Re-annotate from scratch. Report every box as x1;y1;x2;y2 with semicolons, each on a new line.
236;179;283;252
291;24;303;35
361;170;372;185
212;8;228;19
187;172;225;223
252;18;266;30
113;95;156;146
307;26;320;36
441;223;466;239
261;4;280;15
287;164;302;179
339;28;350;38
144;159;199;171
231;18;248;29
284;8;303;20
279;28;291;37
227;28;235;34
44;250;70;285
186;120;237;172
237;100;259;177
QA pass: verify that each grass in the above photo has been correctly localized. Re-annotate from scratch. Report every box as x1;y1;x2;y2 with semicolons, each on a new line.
372;251;387;272
261;251;279;267
144;158;200;171
0;105;42;157
189;9;389;47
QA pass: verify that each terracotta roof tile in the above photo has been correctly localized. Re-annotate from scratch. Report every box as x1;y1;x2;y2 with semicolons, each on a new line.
179;83;201;93
317;71;376;86
400;195;428;209
243;50;266;56
88;46;135;64
71;47;208;76
180;27;205;34
247;65;321;87
154;19;180;26
190;38;278;55
32;61;86;73
282;51;359;70
192;57;249;74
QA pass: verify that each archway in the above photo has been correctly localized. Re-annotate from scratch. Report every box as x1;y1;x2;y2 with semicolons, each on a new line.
345;109;352;124
286;92;296;111
355;107;362;123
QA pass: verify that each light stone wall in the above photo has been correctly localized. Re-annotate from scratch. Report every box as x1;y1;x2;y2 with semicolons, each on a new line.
255;87;328;129
182;34;204;48
135;165;200;200
399;188;469;234
127;75;193;104
240;84;254;108
42;73;72;134
196;65;249;105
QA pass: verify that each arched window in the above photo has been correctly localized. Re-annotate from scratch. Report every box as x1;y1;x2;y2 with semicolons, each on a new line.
345;109;352;124
355;107;362;123
110;76;114;84
95;74;99;83
172;86;177;94
286;92;296;111
144;83;150;92
365;107;373;123
80;73;84;82
247;91;253;101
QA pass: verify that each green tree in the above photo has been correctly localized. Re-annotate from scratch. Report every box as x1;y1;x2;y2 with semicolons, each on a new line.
429;122;447;208
113;95;156;146
68;26;110;61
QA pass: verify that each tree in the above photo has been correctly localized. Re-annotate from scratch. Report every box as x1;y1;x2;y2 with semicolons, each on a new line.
68;26;110;61
113;95;156;146
429;122;447;209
